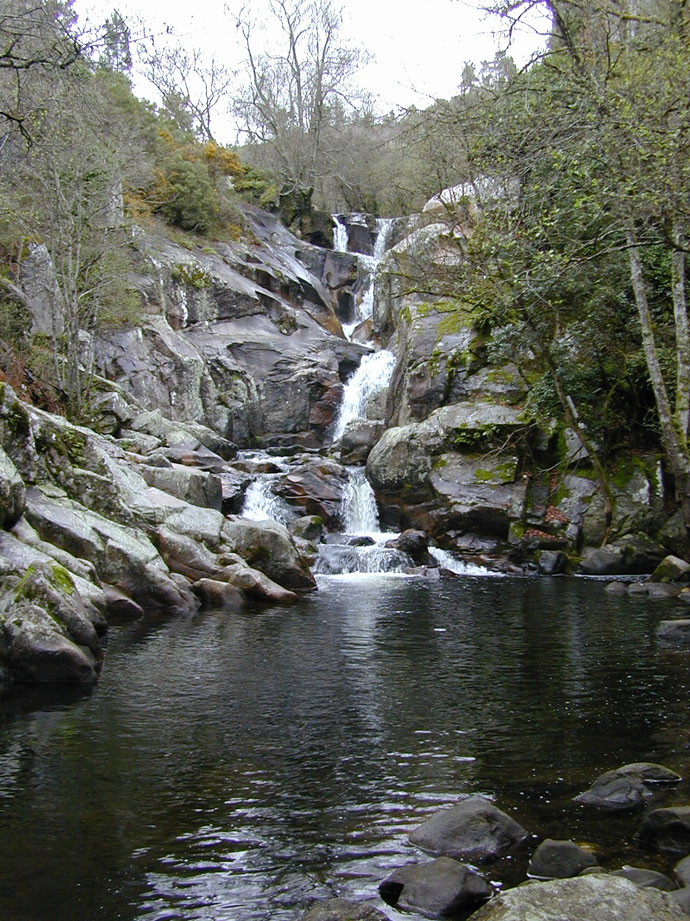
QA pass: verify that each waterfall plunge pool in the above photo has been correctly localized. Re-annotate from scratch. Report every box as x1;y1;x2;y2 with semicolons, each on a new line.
1;575;690;921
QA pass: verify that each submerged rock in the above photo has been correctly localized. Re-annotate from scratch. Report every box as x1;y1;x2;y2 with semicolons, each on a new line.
658;620;690;643
610;866;677;890
379;856;491;916
408;795;528;862
301;899;389;921
470;874;688;921
637;806;690;855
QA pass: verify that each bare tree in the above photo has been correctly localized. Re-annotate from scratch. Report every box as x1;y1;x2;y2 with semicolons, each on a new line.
233;0;369;197
142;42;234;142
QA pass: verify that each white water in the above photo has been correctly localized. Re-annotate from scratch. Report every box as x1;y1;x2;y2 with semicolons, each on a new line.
341;467;380;534
333;349;396;440
428;546;493;576
334;216;395;337
332;214;349;253
241;477;294;525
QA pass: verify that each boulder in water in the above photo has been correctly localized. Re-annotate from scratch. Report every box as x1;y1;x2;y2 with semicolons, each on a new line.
636;805;690;854
527;839;598;879
408;795;528;862
574;762;681;810
301;898;389;921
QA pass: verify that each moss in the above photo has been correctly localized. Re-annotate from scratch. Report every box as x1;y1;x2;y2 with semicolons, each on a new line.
474;468;494;483
171;262;211;289
453;422;500;449
51;564;75;596
609;454;649;491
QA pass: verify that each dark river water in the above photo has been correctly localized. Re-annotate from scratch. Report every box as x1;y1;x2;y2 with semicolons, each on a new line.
1;573;690;921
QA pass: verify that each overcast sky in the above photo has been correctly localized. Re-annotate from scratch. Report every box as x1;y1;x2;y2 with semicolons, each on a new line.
76;0;548;136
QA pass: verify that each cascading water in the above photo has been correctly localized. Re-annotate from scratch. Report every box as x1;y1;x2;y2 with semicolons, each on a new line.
239;453;295;526
332;349;396;440
341;466;380;534
332;215;395;338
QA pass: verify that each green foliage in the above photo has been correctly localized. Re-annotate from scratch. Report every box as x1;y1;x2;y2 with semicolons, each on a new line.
157;154;220;233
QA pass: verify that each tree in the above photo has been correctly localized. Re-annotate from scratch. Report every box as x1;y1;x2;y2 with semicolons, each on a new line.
233;0;369;202
142;42;234;142
0;63;145;417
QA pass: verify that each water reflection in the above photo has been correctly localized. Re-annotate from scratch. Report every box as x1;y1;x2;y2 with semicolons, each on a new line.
1;576;690;920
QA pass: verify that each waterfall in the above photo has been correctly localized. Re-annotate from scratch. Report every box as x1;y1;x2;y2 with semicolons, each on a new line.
341;467;380;534
241;477;294;525
332;214;349;253
428;547;493;576
333;349;396;440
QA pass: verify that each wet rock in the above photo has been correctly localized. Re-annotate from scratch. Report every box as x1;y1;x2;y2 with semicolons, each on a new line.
469;874;688;921
669;887;690;912
574;762;681;811
605;581;628;595
217;469;251;514
385;529;432;565
408;795;528;862
652;555;690;583
379;856;492;916
649;583;681;599
528;839;598;879
191;578;244;611
301;898;390;921
636;806;690;855
154;526;219;581
658;620;690;644
610;866;677;890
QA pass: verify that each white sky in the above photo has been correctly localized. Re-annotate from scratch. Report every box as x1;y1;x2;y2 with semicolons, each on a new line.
76;0;549;139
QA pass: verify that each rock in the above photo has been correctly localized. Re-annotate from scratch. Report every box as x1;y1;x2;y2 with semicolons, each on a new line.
275;459;348;527
578;534;666;576
648;583;681;599
469;874;688;921
636;806;690;855
139;462;222;510
610;866;677;890
378;856;492;916
652;555;690;583
658;620;690;644
340;419;385;464
408;795;528;862
289;515;324;543
385;529;432;565
0;446;25;528
538;550;568;575
191;578;244;610
301;898;390;921
102;584;145;621
0;561;101;684
675;855;690;886
605;581;628;595
218;561;299;604
574;763;681;811
527;839;598;879
154;526;219;581
23;488;197;614
669;887;690;912
217;469;251;514
221;518;316;592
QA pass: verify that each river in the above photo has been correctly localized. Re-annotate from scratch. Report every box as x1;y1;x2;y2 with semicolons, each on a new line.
1;574;690;920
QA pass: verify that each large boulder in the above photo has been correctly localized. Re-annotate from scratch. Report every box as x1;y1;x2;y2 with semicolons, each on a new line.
378;857;492;916
275;458;349;527
139;462;222;510
221;518;316;592
0;561;102;684
652;555;690;583
408;795;528;862
469;874;688;921
574;762;681;811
